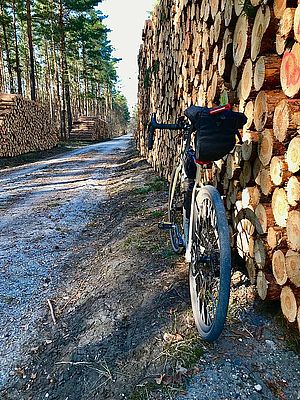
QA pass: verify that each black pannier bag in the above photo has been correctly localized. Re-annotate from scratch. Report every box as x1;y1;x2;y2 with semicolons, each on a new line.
184;105;247;161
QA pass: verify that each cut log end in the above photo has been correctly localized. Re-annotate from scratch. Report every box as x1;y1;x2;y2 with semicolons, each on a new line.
280;286;298;322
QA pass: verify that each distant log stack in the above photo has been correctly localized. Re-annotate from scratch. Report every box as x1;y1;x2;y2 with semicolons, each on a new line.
137;0;300;334
0;93;58;157
69;115;111;141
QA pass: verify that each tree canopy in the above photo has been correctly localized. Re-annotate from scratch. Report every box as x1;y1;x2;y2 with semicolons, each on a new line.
0;0;129;137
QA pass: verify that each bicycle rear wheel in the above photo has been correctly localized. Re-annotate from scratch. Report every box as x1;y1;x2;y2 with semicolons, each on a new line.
189;185;231;341
168;164;185;254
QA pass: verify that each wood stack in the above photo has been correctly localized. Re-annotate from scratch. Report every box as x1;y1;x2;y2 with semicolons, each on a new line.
137;0;300;333
70;116;111;141
0;93;58;157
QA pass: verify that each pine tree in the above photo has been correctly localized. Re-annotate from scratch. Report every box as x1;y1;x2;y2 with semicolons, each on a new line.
0;0;130;138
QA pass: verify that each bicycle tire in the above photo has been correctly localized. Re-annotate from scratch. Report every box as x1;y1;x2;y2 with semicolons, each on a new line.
168;165;185;254
189;185;231;341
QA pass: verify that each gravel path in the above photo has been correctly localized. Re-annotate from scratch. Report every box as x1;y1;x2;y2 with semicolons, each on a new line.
0;135;132;387
1;140;300;400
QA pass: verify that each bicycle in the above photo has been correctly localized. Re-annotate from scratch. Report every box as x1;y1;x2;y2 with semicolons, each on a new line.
148;105;246;341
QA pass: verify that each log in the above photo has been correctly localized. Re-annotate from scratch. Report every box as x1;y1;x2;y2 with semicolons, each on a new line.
267;226;287;249
255;203;275;234
257;271;281;301
236;229;255;258
254;91;286;132
226;153;240;179
280;285;299;322
234;0;245;17
230;63;239;89
294;4;300;42
254;55;281;92
286;175;300;207
286;135;300;173
286;210;300;251
276;33;287;56
137;0;300;331
241;59;253;101
254;237;267;269
273;99;300;143
242;186;261;209
0;94;58;158
259;167;275;196
279;8;296;38
280;42;300;98
241;138;256;161
286;249;300;287
246;258;257;284
224;0;233;27
273;0;298;19
243;101;254;132
270;155;291;186
272;249;288;285
233;13;250;67
253;157;263;185
240;160;253;188
272;187;290;227
251;6;273;62
258;129;273;166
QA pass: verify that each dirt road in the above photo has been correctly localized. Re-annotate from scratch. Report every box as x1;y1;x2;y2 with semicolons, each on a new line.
1;138;300;400
0;135;132;388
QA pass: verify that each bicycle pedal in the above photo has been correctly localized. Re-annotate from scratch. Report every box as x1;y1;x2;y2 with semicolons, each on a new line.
158;222;175;231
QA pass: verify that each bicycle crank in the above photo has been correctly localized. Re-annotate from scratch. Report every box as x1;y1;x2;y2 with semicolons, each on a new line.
159;222;184;246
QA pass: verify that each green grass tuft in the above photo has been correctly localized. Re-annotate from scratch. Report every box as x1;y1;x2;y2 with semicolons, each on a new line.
151;210;164;219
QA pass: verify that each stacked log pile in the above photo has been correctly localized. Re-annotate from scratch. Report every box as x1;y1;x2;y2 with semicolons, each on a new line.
70;116;111;141
137;0;300;332
0;93;58;157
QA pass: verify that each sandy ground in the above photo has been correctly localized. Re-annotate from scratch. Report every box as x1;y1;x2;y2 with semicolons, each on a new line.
1;137;300;400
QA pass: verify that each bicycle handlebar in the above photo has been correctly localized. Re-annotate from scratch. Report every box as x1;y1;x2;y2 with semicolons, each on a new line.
148;113;184;150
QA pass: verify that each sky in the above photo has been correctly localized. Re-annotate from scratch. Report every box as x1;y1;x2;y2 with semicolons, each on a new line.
99;0;156;111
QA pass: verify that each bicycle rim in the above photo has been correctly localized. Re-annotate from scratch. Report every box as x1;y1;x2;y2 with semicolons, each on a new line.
189;185;231;341
168;165;184;254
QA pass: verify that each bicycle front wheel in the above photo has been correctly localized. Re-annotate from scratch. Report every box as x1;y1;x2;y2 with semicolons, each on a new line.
189;185;231;341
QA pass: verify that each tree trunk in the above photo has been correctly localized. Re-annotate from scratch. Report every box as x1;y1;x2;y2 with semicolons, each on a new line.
12;0;22;94
59;0;72;136
26;0;36;101
1;3;14;92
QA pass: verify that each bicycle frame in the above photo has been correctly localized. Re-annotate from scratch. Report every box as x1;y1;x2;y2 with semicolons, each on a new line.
166;120;206;262
148;108;237;341
148;112;213;260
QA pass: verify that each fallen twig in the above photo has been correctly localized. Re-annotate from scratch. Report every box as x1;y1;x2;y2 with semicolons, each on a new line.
56;361;113;380
47;299;57;325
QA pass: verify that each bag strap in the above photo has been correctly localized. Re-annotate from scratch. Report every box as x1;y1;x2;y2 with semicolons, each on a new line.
236;130;243;144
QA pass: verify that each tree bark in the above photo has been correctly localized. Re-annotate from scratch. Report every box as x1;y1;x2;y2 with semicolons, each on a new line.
26;0;36;101
1;3;15;92
12;0;22;94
